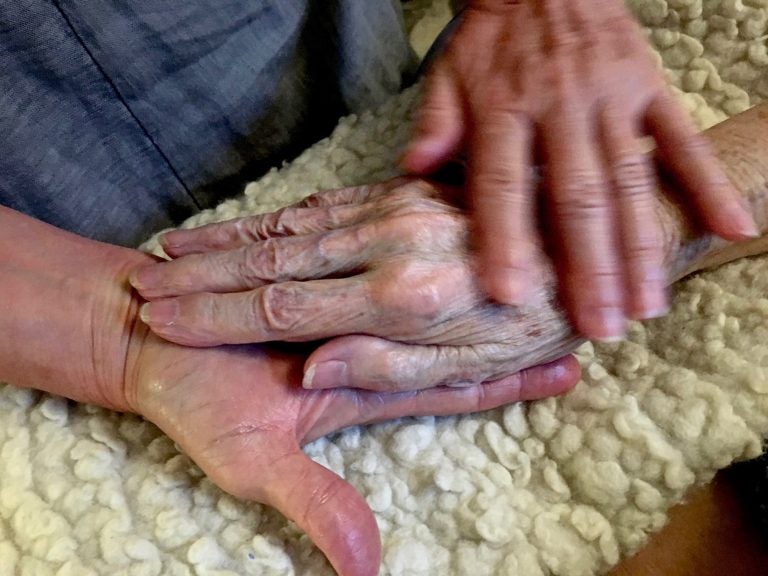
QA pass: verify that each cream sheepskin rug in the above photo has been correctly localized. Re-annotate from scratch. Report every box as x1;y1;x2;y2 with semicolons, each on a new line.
2;1;768;574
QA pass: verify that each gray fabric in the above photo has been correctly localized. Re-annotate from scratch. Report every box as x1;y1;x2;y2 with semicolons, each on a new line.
0;1;417;246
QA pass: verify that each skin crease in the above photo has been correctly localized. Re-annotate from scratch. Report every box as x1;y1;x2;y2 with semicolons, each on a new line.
0;206;580;576
401;0;758;341
132;104;768;397
0;115;763;576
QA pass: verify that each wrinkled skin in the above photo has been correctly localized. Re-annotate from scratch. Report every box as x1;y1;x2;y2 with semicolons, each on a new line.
402;0;757;340
132;178;584;391
0;201;579;576
125;323;579;576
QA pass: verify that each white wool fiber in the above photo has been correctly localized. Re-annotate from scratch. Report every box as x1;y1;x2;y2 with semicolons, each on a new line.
2;1;768;574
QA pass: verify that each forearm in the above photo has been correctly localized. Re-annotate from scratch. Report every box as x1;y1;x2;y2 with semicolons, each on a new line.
0;207;152;411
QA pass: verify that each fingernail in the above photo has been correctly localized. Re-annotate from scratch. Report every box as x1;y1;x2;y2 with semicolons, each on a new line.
545;362;568;381
303;361;349;390
488;270;530;305
130;266;160;290
159;232;180;251
591;307;626;342
737;218;760;239
731;201;760;238
633;290;669;320
139;300;178;327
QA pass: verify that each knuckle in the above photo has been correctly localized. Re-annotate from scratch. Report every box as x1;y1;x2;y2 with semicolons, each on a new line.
386;212;465;251
550;30;582;50
679;133;710;155
380;351;418;392
473;171;530;199
253;283;305;335
268;208;295;236
474;383;488;412
483;78;511;107
243;238;287;282
249;208;297;239
404;179;444;199
242;212;274;241
626;244;664;267
552;172;610;217
612;155;654;199
301;477;346;523
419;91;455;120
384;187;442;212
373;262;446;328
624;231;665;263
569;268;624;305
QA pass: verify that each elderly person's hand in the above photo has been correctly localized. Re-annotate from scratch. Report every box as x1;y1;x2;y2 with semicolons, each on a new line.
0;202;579;576
131;178;583;391
127;326;579;576
401;0;758;341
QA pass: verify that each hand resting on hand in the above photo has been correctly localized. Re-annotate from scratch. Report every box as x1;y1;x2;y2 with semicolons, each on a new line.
133;104;768;395
132;177;582;392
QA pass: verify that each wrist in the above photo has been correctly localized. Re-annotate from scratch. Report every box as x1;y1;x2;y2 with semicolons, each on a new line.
0;207;156;413
93;249;157;413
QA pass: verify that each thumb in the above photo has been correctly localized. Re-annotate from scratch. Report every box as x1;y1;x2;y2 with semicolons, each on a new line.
262;449;381;576
401;65;465;175
302;334;576;394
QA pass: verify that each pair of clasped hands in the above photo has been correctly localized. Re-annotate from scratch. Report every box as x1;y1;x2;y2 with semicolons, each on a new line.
126;2;757;575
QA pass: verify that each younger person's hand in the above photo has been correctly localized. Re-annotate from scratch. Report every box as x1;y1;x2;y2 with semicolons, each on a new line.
403;0;757;340
125;324;579;575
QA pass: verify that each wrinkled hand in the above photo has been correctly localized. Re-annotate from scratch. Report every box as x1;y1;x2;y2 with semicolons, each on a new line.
401;0;757;340
124;323;579;576
131;178;582;392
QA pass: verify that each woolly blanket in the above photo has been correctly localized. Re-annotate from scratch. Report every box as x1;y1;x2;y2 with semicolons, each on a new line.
2;1;768;574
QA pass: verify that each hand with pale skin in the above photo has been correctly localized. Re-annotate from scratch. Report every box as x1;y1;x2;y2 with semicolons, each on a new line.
128;328;578;576
0;206;580;576
132;178;584;392
402;0;758;341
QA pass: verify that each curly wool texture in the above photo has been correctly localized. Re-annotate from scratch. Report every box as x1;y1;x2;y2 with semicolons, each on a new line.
2;1;768;575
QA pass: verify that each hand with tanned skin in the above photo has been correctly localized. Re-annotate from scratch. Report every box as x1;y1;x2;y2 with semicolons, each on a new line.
403;0;758;341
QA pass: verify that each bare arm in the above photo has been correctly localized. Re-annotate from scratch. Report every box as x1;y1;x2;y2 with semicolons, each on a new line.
0;206;150;410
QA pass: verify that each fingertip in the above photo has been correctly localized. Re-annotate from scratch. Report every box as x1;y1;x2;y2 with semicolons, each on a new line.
715;200;760;240
137;299;217;347
302;361;349;390
553;354;582;391
400;138;454;175
129;264;161;296
575;306;627;343
271;457;382;576
480;268;534;306
486;355;581;403
158;231;183;256
128;268;144;292
139;299;178;327
627;286;669;321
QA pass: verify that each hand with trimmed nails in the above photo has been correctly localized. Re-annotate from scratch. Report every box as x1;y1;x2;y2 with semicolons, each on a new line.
131;178;581;392
127;324;579;576
402;0;757;341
